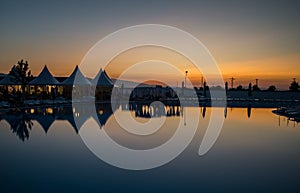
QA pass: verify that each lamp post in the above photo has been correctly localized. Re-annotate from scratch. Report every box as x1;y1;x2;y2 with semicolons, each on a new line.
185;70;188;88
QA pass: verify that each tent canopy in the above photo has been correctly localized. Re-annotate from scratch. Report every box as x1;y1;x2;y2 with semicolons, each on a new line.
61;65;91;86
91;69;114;87
0;74;21;85
0;67;21;85
29;65;60;85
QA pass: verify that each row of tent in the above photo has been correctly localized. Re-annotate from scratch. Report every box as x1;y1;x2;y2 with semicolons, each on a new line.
0;65;114;87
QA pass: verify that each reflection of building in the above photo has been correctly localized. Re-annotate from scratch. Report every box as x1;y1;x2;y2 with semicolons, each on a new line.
28;108;56;133
121;102;181;118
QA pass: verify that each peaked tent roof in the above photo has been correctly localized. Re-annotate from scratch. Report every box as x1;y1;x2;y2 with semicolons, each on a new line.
29;114;55;133
61;65;91;86
0;74;21;85
29;65;60;85
0;67;21;85
91;69;114;86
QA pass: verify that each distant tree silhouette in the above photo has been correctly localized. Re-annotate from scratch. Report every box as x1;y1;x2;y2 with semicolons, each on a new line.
236;85;243;91
267;85;276;91
10;59;32;103
252;84;260;91
289;79;299;91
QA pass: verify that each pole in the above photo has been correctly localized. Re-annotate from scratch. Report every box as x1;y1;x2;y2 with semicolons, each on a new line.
185;70;188;88
230;77;235;89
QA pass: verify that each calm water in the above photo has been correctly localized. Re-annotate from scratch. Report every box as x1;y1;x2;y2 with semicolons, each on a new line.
0;105;299;193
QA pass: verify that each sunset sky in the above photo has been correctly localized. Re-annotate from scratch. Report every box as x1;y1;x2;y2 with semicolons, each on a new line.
0;0;299;89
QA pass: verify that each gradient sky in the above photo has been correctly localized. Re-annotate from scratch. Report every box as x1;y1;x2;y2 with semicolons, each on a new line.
1;0;300;89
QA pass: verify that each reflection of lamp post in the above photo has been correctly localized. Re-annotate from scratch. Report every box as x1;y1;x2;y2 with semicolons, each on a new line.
183;106;186;126
185;70;188;88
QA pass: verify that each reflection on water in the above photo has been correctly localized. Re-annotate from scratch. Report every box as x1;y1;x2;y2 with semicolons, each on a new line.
0;102;253;141
2;101;299;142
7;110;33;141
0;103;300;192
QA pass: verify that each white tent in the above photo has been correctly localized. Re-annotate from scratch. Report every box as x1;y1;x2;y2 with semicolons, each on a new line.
91;69;114;86
61;65;91;86
0;67;21;85
29;65;60;85
0;74;21;85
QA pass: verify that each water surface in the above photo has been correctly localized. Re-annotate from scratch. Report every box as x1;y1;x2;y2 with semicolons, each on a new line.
0;106;299;193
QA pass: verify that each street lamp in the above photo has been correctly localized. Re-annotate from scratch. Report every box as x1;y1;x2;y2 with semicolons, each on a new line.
185;70;188;88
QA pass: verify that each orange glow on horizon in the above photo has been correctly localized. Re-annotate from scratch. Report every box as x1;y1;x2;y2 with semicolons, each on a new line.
0;46;299;90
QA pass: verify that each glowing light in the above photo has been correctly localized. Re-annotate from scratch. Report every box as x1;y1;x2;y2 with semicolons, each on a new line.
46;108;53;114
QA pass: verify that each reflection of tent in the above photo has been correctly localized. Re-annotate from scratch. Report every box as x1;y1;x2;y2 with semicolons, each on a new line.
93;111;113;128
92;103;113;128
55;106;90;133
61;65;90;86
29;65;60;85
29;114;55;133
1;114;17;127
57;114;89;133
91;69;114;86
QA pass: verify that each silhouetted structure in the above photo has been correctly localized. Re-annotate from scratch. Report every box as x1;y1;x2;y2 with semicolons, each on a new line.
289;78;299;91
91;69;114;100
61;65;91;99
248;83;252;97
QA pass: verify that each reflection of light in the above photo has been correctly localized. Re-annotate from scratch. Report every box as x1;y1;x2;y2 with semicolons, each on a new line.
30;109;35;114
74;112;80;117
99;110;103;115
46;108;53;114
73;108;76;113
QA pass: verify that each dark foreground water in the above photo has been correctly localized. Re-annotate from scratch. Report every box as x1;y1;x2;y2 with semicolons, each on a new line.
0;105;299;193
